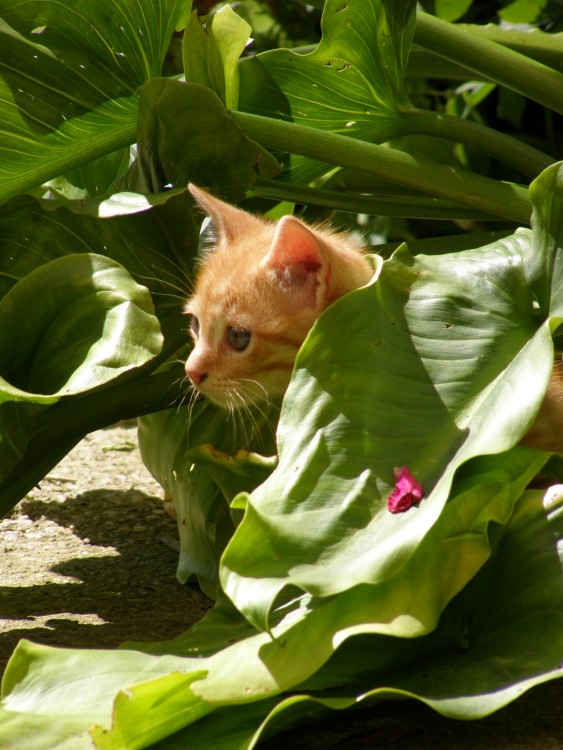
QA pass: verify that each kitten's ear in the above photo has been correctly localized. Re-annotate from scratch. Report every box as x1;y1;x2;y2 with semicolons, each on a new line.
188;183;256;243
262;215;328;309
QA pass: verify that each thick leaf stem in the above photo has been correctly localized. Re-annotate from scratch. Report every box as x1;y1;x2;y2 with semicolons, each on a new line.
402;109;553;179
232;112;532;224
252;178;498;220
414;11;563;117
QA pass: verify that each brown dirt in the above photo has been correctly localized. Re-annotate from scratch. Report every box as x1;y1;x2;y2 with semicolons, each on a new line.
1;423;563;749
0;423;211;667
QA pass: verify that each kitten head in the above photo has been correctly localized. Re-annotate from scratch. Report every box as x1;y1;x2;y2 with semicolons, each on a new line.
184;184;372;409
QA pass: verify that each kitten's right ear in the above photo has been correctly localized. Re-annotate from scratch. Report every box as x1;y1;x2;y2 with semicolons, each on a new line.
262;215;328;309
188;184;255;244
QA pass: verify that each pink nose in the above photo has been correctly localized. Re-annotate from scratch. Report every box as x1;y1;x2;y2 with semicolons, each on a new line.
186;369;208;386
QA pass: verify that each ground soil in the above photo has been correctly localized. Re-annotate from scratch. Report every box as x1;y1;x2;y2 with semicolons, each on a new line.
1;423;563;749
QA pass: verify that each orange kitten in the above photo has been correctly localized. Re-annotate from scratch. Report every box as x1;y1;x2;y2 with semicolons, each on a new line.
184;185;563;457
184;184;373;409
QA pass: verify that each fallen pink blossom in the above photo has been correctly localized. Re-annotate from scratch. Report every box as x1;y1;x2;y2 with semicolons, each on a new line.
387;466;424;514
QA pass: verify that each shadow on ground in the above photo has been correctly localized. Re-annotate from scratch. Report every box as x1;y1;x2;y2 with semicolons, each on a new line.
1;487;211;670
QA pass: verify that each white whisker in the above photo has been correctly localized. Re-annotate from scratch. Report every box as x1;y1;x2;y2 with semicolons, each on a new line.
135;272;193;300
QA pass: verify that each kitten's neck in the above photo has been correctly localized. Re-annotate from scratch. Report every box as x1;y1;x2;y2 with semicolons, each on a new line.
315;228;374;305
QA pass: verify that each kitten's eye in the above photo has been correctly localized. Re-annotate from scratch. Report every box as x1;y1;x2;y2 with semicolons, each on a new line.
227;327;251;351
190;315;200;339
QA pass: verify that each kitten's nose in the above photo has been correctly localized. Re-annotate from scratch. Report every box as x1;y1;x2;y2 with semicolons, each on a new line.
187;369;208;386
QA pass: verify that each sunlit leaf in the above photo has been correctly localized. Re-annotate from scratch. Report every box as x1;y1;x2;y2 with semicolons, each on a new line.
0;0;187;202
184;5;251;110
238;0;415;181
221;230;554;630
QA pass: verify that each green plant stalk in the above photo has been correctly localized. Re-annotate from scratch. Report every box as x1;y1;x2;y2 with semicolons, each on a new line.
232;112;532;224
252;178;499;220
401;109;553;179
456;25;563;75
414;11;563;117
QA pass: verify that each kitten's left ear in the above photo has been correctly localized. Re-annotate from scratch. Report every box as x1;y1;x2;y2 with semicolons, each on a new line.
262;215;329;309
188;183;259;243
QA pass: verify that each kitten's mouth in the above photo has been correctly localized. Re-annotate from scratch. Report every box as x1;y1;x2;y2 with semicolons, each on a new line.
191;381;266;410
192;379;278;413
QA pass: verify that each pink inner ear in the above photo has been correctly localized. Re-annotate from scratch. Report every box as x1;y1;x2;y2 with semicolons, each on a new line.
265;216;325;283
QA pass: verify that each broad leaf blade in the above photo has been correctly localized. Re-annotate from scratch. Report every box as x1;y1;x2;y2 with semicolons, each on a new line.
1;255;162;399
0;189;199;512
0;641;210;750
527;161;563;320
0;191;197;347
0;253;162;492
240;0;414;133
184;5;251;110
0;0;186;202
302;483;563;720
238;0;416;181
220;230;552;631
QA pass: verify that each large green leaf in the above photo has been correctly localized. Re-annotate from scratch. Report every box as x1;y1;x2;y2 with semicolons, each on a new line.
526;161;563;320
0;0;187;202
238;0;415;183
1;461;559;750
0;640;210;750
0;253;162;492
220;228;553;631
183;4;251;110
0;190;197;337
0;189;199;513
239;0;414;138
296;483;563;719
0;253;161;401
236;0;550;184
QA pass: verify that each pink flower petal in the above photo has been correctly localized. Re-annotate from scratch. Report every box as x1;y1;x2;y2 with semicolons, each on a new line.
387;466;424;514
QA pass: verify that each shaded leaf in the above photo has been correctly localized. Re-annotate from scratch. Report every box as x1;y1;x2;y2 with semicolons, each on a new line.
138;401;278;598
527;161;563;321
134;79;280;200
0;189;198;513
0;253;162;488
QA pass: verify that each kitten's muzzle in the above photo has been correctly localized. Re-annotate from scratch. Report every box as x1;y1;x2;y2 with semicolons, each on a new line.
187;370;208;386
